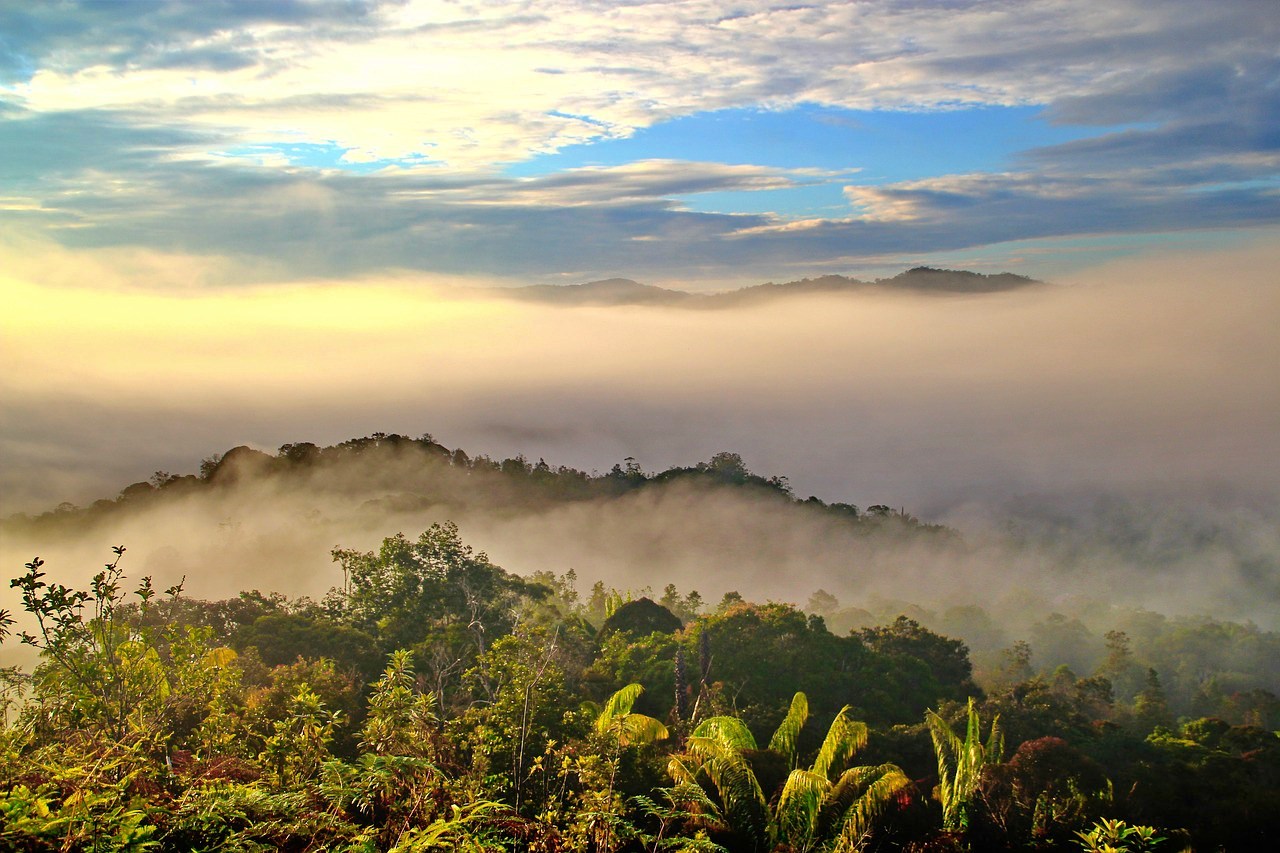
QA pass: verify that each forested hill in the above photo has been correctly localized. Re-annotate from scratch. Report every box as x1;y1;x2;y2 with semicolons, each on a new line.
4;432;946;541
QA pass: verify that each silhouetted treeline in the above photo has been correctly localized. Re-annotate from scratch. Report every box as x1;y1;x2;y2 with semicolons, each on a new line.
4;432;947;538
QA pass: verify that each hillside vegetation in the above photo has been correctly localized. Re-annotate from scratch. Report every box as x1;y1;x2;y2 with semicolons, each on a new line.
1;434;1277;850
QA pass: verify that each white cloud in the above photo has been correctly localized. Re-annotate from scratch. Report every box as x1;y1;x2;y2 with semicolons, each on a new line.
5;1;1275;170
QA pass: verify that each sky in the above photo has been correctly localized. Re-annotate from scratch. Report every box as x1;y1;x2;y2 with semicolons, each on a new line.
1;0;1278;528
1;0;1277;288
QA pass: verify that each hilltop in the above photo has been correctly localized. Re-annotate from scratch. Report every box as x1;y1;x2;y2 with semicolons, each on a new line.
3;433;943;543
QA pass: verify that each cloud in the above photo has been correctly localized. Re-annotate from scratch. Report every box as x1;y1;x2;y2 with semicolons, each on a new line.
3;1;1276;168
4;126;1275;289
397;159;825;208
1;2;1277;284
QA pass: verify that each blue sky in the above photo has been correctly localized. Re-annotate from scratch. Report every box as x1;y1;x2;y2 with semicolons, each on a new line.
509;105;1101;181
0;0;1276;287
506;104;1113;219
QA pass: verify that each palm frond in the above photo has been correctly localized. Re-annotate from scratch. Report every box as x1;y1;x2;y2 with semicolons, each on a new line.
595;682;668;745
773;768;826;849
596;683;644;735
926;698;997;831
767;692;809;767
669;754;701;786
925;707;961;824
827;764;911;853
705;748;769;849
615;712;670;747
677;734;769;848
692;716;758;752
812;706;867;779
984;711;1004;763
682;735;726;770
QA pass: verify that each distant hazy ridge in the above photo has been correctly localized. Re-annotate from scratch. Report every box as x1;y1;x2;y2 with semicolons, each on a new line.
497;266;1043;307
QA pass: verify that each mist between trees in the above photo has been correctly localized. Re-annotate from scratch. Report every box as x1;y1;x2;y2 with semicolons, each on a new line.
4;432;1277;723
1;447;1278;849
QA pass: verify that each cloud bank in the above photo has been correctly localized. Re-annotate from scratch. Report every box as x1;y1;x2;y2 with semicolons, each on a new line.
4;236;1276;518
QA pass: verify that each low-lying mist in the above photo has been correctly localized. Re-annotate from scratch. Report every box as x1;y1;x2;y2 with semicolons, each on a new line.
2;237;1278;666
2;434;1277;656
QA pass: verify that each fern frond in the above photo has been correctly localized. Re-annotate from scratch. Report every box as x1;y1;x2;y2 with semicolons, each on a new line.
668;782;725;816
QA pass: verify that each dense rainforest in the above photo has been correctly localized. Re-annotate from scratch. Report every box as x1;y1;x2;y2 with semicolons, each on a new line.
1;434;1278;851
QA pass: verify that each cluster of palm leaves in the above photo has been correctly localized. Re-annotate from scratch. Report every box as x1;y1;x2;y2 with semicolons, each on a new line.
925;697;1003;833
668;691;910;852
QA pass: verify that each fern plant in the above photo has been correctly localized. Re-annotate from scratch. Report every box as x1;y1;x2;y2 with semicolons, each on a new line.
632;784;731;853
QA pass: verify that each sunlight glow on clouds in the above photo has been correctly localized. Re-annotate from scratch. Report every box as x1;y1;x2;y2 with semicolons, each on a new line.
0;1;1277;282
5;1;1274;168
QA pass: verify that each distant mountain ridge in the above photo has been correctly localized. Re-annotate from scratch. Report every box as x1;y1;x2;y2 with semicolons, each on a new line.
496;267;1043;307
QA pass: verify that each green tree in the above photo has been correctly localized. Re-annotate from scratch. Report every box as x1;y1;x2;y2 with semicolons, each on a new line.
1131;668;1172;733
860;616;980;703
6;548;184;741
232;611;382;681
330;523;547;706
319;650;447;848
600;598;683;641
451;624;583;811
